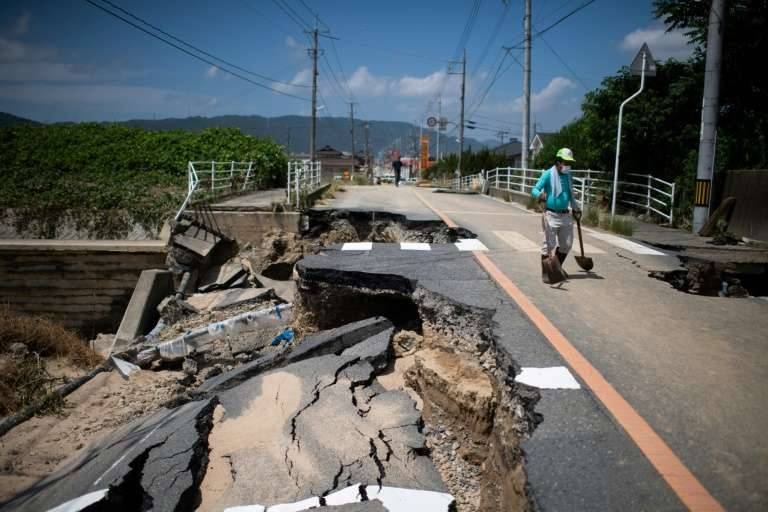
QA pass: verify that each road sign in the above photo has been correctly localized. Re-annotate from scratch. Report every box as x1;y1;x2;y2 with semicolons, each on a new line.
630;43;656;77
420;136;429;170
426;116;437;128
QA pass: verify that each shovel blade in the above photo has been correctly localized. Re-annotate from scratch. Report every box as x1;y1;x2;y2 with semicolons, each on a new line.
544;255;567;284
575;255;594;271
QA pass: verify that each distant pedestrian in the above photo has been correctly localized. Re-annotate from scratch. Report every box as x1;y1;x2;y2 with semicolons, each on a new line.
531;148;582;283
392;157;403;187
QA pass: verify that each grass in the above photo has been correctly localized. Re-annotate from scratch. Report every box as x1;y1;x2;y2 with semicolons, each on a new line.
0;307;101;415
351;175;370;186
582;204;635;236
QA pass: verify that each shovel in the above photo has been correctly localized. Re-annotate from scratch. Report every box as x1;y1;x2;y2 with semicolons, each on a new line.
574;216;594;271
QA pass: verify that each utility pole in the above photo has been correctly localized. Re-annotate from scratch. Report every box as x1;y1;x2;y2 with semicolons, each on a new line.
436;95;442;161
459;49;466;179
349;102;357;176
448;50;467;180
364;122;371;181
522;0;531;170
693;0;726;233
497;130;509;145
306;19;320;161
286;128;291;154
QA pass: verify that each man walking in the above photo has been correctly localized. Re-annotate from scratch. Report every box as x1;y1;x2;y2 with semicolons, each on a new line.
392;156;403;187
531;148;582;283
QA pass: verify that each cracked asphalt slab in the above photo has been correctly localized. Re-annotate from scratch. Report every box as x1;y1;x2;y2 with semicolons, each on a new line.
298;242;685;511
1;396;218;512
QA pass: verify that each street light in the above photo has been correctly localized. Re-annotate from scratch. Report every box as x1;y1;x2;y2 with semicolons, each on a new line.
612;43;655;217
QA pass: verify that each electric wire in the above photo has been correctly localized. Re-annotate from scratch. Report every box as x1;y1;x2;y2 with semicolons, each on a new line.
94;0;309;88
83;0;310;101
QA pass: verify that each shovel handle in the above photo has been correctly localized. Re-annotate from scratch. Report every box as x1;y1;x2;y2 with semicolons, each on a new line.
576;216;586;257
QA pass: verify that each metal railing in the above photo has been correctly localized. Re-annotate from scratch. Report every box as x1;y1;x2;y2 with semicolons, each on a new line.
452;172;485;191
175;161;257;221
286;160;322;209
482;166;676;223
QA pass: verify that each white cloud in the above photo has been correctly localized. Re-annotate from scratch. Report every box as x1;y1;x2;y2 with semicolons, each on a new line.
0;84;215;111
285;35;298;48
12;11;31;36
395;70;448;97
528;77;576;111
620;25;693;60
345;66;387;96
0;37;56;62
486;76;576;115
274;68;311;93
206;65;218;78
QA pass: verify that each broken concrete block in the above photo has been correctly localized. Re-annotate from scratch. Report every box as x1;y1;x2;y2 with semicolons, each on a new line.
255;273;297;303
111;355;140;378
174;232;221;259
112;269;174;354
187;288;274;312
141;304;294;364
198;260;247;292
183;357;199;376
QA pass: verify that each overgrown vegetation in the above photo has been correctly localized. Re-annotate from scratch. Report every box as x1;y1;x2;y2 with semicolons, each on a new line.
0;307;101;415
0;124;287;234
425;148;511;180
581;206;635;236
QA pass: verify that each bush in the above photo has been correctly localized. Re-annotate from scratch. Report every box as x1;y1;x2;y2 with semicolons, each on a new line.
0;307;101;415
0;124;287;232
352;175;370;186
599;213;635;236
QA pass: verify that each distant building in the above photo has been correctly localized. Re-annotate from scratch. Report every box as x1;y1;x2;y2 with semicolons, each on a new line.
491;139;523;167
294;145;363;182
530;132;555;160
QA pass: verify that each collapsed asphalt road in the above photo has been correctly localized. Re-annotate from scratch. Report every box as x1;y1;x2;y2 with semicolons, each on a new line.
0;204;691;511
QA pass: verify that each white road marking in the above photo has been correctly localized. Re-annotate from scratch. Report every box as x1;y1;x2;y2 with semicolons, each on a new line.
494;230;605;254
341;242;373;251
493;231;540;252
400;242;431;251
455;238;489;252
584;229;665;255
46;490;109;512
515;367;581;389
223;484;454;512
443;210;530;216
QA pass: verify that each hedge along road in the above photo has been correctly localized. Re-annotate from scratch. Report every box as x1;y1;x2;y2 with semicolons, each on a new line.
410;186;768;511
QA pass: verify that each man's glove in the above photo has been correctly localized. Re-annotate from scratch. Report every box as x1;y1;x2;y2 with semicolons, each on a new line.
573;210;582;221
538;191;547;202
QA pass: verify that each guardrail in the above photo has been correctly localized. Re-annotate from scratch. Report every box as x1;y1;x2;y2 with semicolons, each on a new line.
481;167;675;223
286;160;322;209
175;161;257;221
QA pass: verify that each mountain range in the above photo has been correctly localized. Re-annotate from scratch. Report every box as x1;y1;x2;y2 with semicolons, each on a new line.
0;112;495;157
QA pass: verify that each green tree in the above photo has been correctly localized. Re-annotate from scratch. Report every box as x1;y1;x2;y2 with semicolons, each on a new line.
654;0;768;169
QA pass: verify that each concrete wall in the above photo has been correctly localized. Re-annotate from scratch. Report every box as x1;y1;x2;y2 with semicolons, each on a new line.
0;240;167;337
721;170;768;242
488;186;532;207
210;211;301;246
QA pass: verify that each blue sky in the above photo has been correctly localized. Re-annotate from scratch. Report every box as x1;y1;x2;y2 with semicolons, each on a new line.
0;0;693;139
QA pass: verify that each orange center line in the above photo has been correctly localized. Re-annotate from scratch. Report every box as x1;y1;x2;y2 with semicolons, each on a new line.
413;189;724;512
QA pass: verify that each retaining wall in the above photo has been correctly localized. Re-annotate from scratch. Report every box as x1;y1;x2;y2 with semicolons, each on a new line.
0;240;168;337
209;211;302;246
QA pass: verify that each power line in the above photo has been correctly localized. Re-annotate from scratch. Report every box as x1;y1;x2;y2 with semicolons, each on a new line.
504;0;597;48
537;32;590;90
470;0;510;76
454;0;482;59
84;0;310;101
95;0;309;88
271;0;310;30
